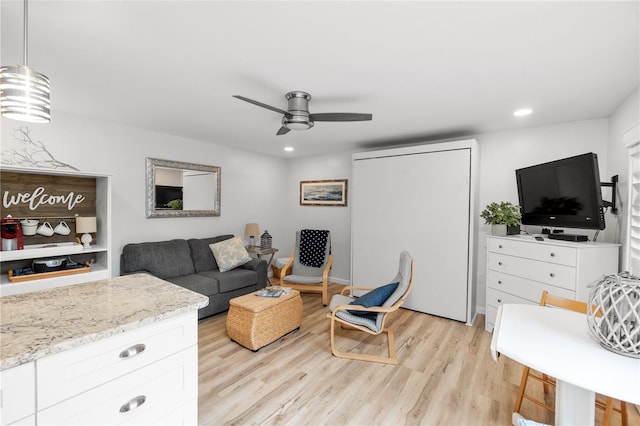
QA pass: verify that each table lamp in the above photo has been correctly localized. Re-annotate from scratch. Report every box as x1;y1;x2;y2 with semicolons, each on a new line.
244;223;259;247
76;216;97;248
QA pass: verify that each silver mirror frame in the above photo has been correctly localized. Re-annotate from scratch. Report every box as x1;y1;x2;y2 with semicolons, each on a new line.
145;157;221;218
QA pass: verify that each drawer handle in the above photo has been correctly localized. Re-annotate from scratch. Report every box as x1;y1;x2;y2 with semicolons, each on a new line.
497;280;502;285
550;252;556;257
119;343;146;359
497;299;502;303
498;245;503;249
119;395;146;413
498;262;503;266
550;273;555;278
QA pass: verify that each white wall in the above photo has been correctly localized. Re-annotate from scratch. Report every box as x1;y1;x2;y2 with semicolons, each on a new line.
606;87;639;270
284;118;614;314
472;119;610;312
1;112;288;276
283;151;354;284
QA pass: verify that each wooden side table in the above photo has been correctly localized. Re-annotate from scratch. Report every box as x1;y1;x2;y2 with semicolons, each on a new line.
245;246;279;266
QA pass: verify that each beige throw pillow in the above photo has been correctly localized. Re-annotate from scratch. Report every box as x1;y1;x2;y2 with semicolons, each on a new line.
209;237;252;272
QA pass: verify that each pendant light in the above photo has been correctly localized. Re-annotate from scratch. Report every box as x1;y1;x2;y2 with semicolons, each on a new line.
0;0;50;123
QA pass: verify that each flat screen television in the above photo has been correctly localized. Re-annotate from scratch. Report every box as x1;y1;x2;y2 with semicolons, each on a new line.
155;185;183;209
515;153;605;230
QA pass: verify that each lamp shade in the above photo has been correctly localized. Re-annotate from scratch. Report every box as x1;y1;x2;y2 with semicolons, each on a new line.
0;65;50;123
76;216;97;234
244;223;259;236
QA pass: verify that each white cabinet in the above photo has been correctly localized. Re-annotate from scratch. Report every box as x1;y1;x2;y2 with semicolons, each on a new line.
0;362;35;426
0;167;111;297
35;312;198;425
351;140;478;323
485;236;619;332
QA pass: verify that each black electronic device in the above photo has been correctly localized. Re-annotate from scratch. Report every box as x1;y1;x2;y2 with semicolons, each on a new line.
155;185;183;209
547;233;589;242
516;153;605;230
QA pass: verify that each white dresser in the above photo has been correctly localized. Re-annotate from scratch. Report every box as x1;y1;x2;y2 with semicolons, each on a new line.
485;235;619;333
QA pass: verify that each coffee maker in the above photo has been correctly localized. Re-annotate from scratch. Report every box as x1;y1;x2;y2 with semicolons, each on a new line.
1;216;24;251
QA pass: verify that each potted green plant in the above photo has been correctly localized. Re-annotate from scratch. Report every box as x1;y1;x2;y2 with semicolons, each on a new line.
480;201;521;236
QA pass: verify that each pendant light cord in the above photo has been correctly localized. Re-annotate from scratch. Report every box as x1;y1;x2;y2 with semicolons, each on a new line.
23;0;29;66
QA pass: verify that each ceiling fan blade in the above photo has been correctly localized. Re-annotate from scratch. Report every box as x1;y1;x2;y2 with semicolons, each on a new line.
309;112;373;122
276;126;291;135
233;95;291;117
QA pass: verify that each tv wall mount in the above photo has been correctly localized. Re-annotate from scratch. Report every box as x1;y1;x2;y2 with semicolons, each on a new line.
601;175;618;215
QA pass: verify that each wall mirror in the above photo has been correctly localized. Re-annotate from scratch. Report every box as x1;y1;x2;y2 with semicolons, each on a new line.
146;158;221;218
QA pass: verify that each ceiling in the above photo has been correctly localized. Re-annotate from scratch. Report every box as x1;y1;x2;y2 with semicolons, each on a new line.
1;1;638;158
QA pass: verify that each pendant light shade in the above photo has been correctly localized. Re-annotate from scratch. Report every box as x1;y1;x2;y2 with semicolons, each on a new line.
0;65;50;123
0;0;50;123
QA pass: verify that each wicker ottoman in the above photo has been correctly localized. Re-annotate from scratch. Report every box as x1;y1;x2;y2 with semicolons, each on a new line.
226;289;302;351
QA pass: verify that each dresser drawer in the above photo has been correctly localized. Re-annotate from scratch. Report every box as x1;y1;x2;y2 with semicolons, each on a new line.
37;345;197;425
488;238;576;267
486;270;576;303
37;312;197;410
487;252;576;290
486;287;532;309
0;362;35;426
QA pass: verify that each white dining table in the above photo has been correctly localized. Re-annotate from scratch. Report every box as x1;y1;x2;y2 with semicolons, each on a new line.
491;303;640;426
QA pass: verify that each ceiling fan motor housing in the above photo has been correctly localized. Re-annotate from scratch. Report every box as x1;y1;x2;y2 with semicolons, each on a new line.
283;91;313;130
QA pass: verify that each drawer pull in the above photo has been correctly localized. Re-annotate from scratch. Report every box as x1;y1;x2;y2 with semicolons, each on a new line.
119;395;146;413
550;252;556;257
119;343;146;359
498;245;503;249
497;280;502;285
497;299;502;303
550;273;555;278
498;262;503;266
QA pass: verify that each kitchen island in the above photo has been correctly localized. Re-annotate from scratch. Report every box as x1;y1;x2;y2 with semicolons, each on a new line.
0;273;208;426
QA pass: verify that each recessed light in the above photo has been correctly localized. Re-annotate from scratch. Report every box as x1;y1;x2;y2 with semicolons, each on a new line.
514;108;533;117
284;146;294;152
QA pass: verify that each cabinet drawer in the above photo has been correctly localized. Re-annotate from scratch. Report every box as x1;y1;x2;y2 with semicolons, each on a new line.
486;287;532;309
0;362;35;426
488;238;576;267
486;271;576;303
487;252;576;290
37;312;197;410
37;345;197;425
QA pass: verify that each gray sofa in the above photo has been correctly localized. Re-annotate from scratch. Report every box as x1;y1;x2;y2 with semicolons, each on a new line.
121;235;268;319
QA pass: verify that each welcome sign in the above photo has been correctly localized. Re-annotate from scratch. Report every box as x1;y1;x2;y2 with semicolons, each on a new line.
0;172;96;218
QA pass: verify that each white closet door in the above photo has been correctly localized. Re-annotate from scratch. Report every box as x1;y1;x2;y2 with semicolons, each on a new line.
352;148;471;322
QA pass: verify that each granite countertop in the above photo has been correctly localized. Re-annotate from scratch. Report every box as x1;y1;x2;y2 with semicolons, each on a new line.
0;274;209;370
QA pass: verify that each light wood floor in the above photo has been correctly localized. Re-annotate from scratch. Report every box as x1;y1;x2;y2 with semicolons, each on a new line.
197;283;637;425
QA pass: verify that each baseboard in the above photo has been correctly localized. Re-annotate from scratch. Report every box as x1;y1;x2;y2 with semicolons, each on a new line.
329;277;350;286
476;306;486;315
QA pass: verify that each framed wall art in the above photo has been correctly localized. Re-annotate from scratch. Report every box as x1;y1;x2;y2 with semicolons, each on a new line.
300;179;348;206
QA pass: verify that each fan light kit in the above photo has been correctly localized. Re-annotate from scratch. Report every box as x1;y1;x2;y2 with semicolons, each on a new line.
233;91;372;135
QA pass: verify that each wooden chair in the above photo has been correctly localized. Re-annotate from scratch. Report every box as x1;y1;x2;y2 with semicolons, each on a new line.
513;291;628;426
327;251;414;364
280;230;332;305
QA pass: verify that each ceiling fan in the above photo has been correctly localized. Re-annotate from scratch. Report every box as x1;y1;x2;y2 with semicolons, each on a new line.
232;91;373;135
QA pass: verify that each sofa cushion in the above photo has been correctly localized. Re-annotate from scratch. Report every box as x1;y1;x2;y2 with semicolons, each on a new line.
166;274;219;297
199;268;258;293
187;235;234;273
122;239;195;279
209;237;252;272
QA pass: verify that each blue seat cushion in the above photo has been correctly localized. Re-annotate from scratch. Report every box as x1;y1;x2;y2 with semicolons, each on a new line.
349;282;398;316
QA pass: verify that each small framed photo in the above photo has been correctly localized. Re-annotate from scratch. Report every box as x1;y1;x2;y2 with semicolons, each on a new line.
300;179;348;206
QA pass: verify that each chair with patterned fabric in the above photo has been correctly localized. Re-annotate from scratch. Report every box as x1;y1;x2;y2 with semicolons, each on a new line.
327;251;414;364
280;230;332;305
